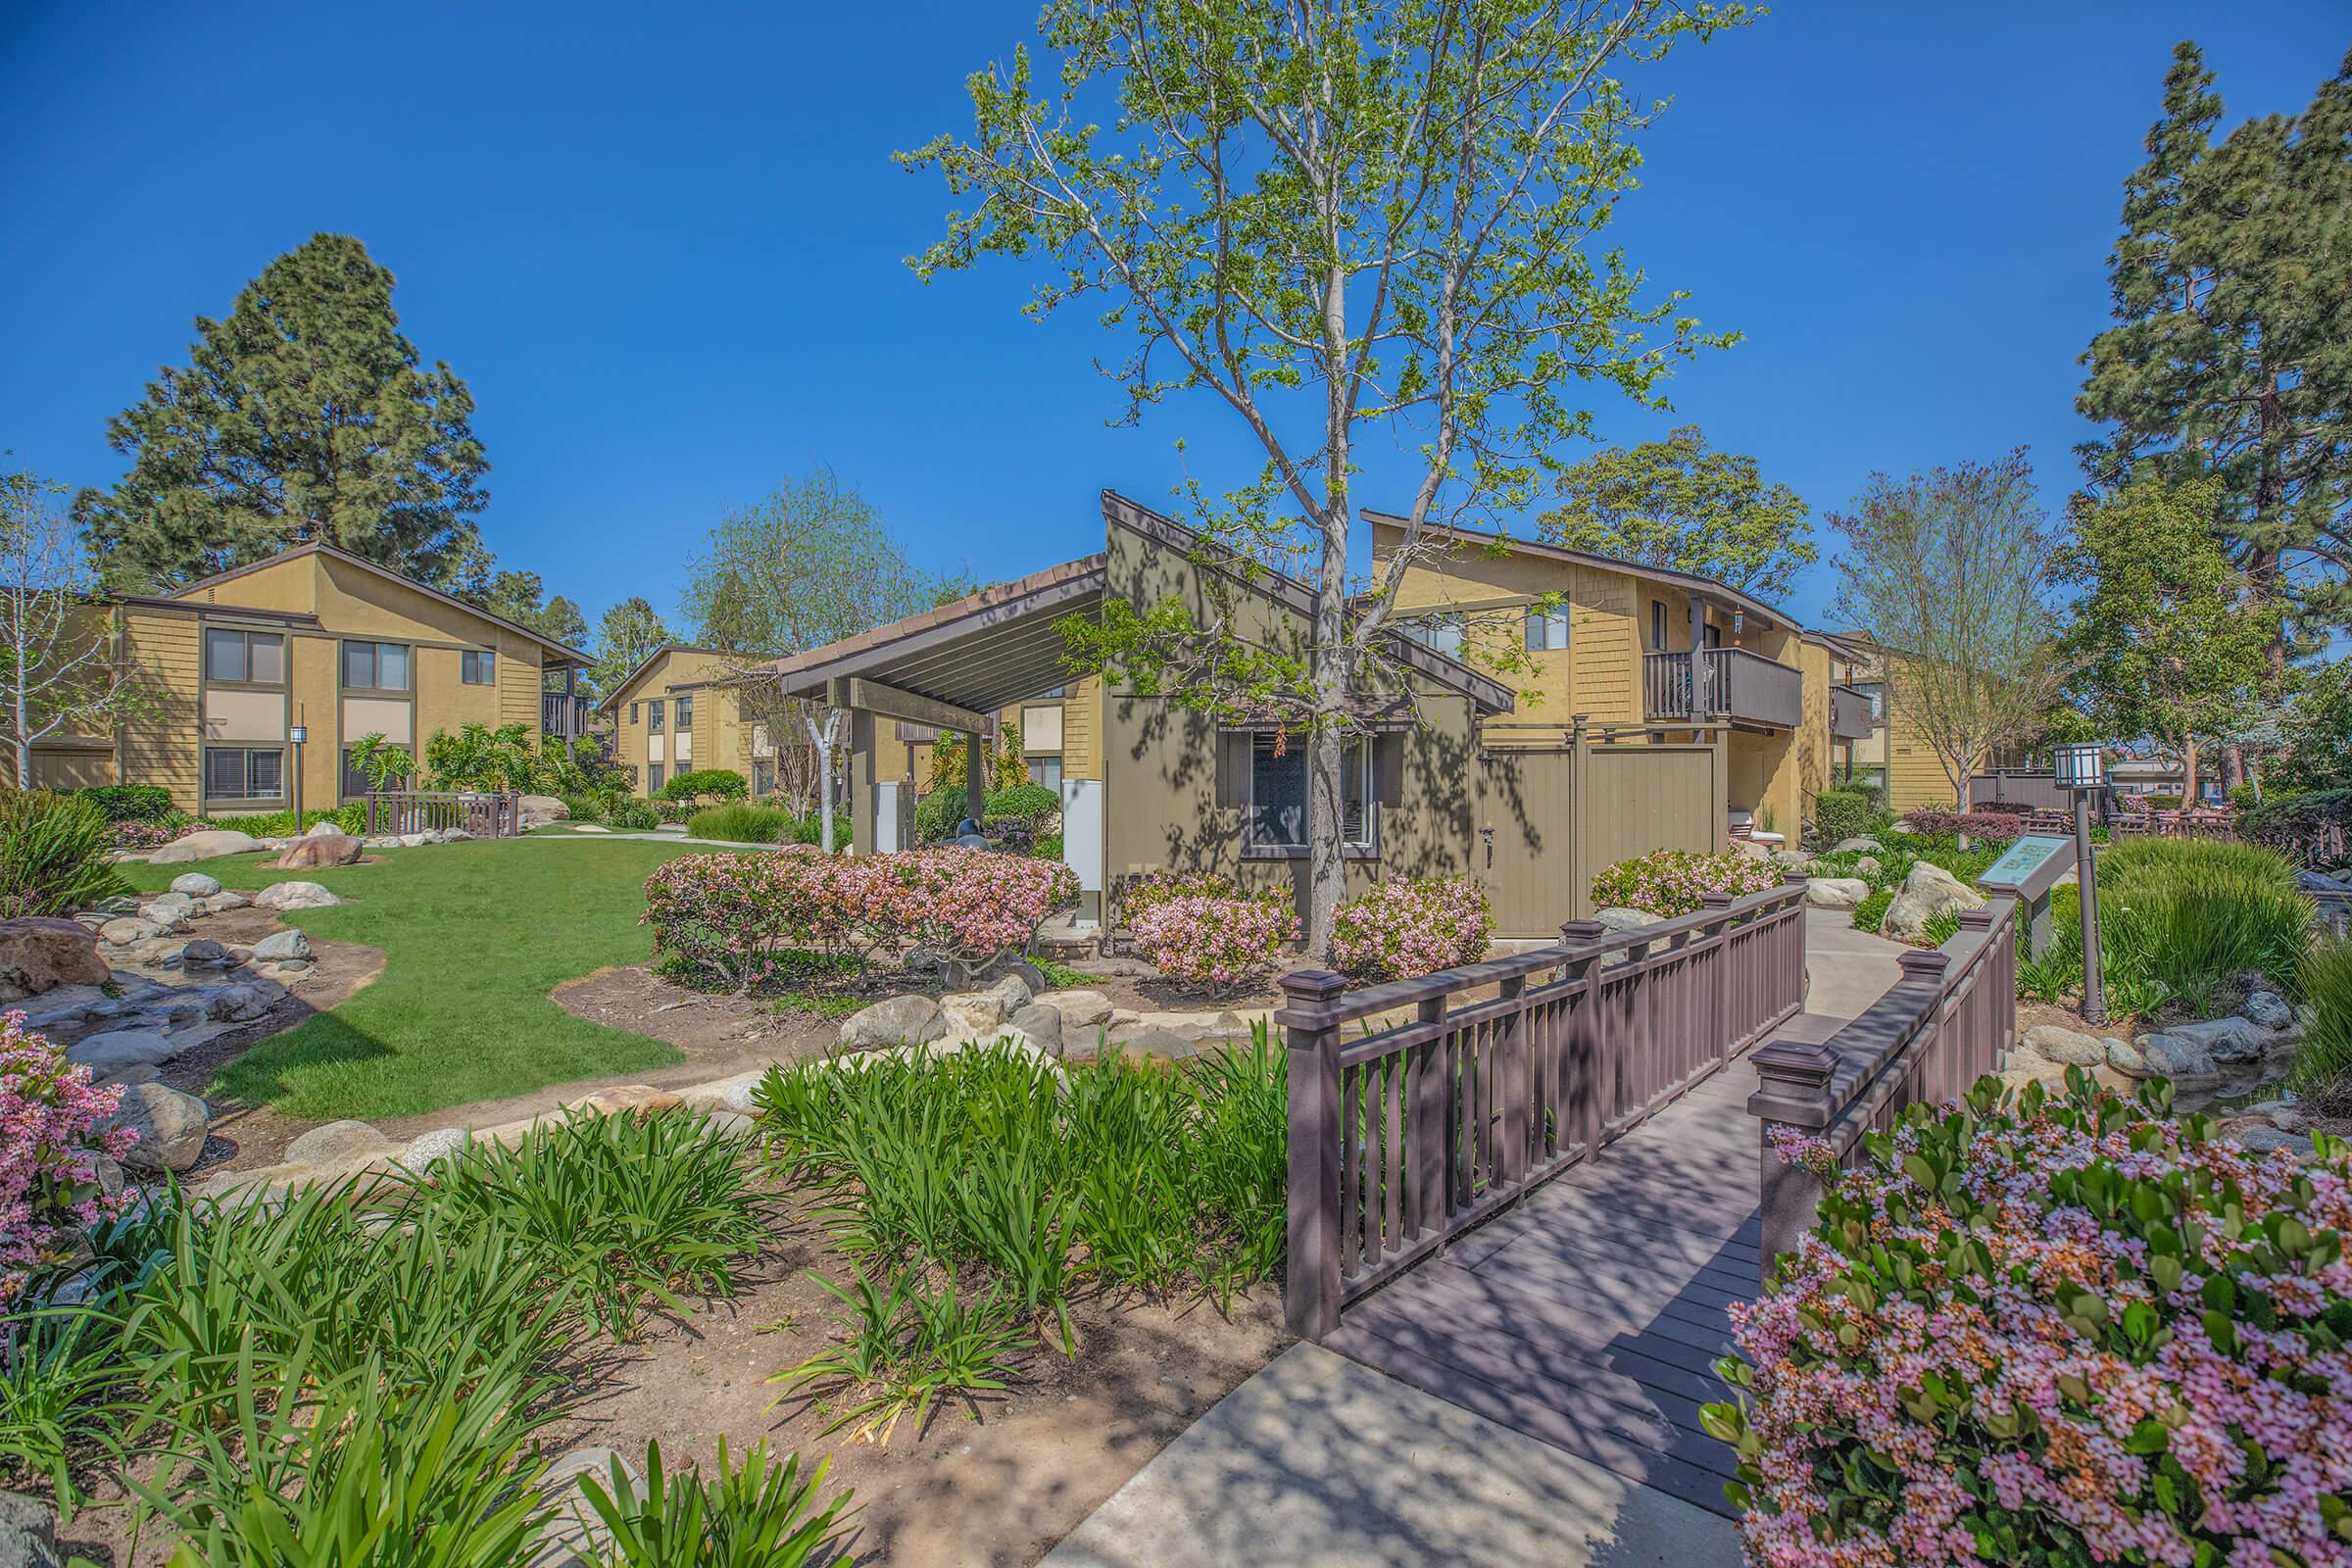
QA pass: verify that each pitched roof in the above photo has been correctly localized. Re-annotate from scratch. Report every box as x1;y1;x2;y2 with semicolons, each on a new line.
1360;511;1800;635
172;541;595;663
593;644;746;712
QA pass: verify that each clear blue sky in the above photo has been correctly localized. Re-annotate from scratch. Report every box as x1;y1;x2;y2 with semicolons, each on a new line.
4;2;2342;633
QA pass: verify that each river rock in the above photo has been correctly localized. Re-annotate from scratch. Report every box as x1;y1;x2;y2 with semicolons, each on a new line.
2244;990;2294;1032
402;1127;472;1169
838;993;948;1049
1010;1002;1065;1054
2105;1036;2147;1076
2025;1023;2109;1068
64;1028;178;1080
2161;1015;2270;1065
676;1068;768;1115
1727;837;1772;862
941;989;1012;1035
109;1082;211;1172
208;982;274;1021
534;1445;644;1566
139;894;195;929
0;1491;59;1568
2132;1032;2219;1083
254;880;342;911
1832;837;1884;854
1770;849;1814;872
99;916;159;947
285;1119;400;1166
1035;989;1115;1029
1806;877;1870;909
169;872;222;898
1852;856;1883;880
2236;1126;2317;1158
277;833;363;870
252;928;312;962
150;829;262;863
1108;1026;1196;1060
200;890;251;914
178;938;228;969
0;917;110;995
1881;861;1986;942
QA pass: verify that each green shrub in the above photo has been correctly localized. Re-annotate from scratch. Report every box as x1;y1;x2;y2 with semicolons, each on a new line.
0;790;128;917
208;804;364;838
2240;786;2352;871
576;1439;853;1567
2290;941;2352;1114
1850;889;1893;933
607;798;661;831
689;802;795;844
661;768;750;806
73;784;173;822
983;783;1059;826
782;810;852;851
1032;832;1063;860
914;787;966;844
1810;789;1881;848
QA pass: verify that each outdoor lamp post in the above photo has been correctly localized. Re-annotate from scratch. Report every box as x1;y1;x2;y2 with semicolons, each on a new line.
288;722;309;830
2055;741;2107;1026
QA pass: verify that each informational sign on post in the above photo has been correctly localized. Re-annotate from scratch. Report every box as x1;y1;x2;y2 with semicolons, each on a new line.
1976;834;2075;957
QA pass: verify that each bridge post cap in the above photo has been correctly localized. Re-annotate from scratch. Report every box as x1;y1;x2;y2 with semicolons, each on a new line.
1898;948;1951;979
1783;867;1811;885
1958;906;1996;928
1280;968;1350;1004
1700;891;1735;908
1559;918;1606;942
1753;1037;1838;1087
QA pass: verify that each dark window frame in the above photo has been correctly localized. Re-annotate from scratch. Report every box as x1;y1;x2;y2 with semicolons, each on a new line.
204;746;286;803
341;639;414;693
1242;732;1376;857
1524;603;1570;653
340;742;413;801
648;700;665;734
461;649;497;686
674;693;694;730
1650;600;1668;652
203;627;286;687
648;761;665;794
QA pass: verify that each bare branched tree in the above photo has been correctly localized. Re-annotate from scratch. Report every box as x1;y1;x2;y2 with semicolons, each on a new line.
1829;452;2069;810
1;465;153;789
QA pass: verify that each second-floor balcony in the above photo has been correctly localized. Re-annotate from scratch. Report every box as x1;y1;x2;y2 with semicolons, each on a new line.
1642;648;1803;731
1832;684;1877;741
543;691;593;742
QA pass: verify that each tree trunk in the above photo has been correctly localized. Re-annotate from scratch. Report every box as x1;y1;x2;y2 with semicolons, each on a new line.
2181;736;2199;808
806;710;841;856
1305;720;1345;959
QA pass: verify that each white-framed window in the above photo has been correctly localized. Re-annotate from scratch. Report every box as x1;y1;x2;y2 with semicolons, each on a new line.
204;628;285;685
1524;604;1570;652
462;649;496;685
342;641;412;692
205;747;284;802
1245;733;1374;852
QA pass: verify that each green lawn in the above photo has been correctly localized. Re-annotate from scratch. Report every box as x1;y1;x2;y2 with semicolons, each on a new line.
122;838;702;1122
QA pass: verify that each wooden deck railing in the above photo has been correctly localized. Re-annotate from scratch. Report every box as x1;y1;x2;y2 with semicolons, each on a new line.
365;790;523;839
1746;895;2020;1281
1831;684;1876;741
1642;648;1804;731
1968;770;2070;811
1279;874;1810;1339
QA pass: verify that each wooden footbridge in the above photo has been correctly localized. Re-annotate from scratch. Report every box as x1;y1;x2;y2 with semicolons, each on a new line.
1274;874;2020;1518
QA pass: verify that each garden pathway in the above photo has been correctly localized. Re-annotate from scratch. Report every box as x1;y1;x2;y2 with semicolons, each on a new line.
1047;910;1907;1567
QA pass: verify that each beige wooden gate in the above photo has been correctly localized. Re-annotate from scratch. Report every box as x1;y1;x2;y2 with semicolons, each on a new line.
1473;718;1727;935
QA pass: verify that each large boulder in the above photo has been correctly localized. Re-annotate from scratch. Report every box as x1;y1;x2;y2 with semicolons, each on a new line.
98;916;160;948
838;993;948;1050
2158;1014;2271;1064
109;1083;211;1172
2244;990;2295;1033
2132;1032;2220;1083
1880;862;1985;942
252;928;312;962
64;1028;178;1081
1727;837;1772;863
149;829;261;864
1805;877;1870;909
277;833;363;870
0;917;110;996
285;1119;400;1167
941;989;1013;1036
253;880;342;911
519;794;569;828
1034;989;1115;1030
200;890;251;915
1010;1002;1066;1054
2024;1023;2108;1068
0;1491;59;1568
169;872;222;898
1769;848;1814;872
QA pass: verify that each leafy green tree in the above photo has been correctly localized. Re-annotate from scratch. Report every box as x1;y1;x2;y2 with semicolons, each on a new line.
457;561;590;649
2055;475;2278;806
422;722;541;792
0;464;155;788
77;234;490;590
1829;452;2068;810
906;0;1744;953
2078;43;2352;680
2276;659;2352;793
1540;425;1813;598
591;598;675;700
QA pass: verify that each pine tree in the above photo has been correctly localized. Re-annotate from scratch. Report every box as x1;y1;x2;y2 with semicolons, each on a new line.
76;233;490;589
2078;43;2352;676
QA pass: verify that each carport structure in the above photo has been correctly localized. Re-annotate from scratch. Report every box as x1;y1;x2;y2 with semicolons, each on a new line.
767;555;1110;909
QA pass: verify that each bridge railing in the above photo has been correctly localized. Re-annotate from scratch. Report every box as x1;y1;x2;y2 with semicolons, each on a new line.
365;790;523;840
1745;894;2020;1283
1277;872;1809;1339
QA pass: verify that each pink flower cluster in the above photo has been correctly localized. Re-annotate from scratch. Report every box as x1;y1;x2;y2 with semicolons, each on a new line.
1714;1080;2352;1568
109;819;180;851
1;1012;136;1307
1125;875;1297;994
1327;877;1494;982
1590;848;1781;918
643;847;1079;992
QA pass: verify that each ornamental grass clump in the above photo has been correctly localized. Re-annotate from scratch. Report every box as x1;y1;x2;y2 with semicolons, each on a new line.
0;1013;136;1309
1327;876;1494;982
1707;1071;2352;1568
1590;848;1782;919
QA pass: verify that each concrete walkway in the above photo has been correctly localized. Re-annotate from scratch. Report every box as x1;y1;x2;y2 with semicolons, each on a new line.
1045;911;1910;1568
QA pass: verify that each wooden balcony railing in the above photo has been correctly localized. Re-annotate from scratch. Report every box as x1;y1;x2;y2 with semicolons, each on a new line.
1831;684;1876;741
365;790;523;839
1642;648;1803;730
543;692;592;742
1279;874;1810;1339
1967;769;2071;811
1746;895;2019;1281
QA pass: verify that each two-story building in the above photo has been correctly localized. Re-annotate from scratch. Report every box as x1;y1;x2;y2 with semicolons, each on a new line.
31;542;593;817
1365;515;1877;844
597;646;782;798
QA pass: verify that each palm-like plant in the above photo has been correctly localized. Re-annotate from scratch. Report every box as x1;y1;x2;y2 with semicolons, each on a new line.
348;731;417;793
423;722;544;793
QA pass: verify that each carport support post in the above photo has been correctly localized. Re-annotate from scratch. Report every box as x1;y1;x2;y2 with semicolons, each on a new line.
848;709;877;856
963;727;987;828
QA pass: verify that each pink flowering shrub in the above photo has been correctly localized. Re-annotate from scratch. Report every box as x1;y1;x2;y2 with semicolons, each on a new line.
1130;891;1297;994
1117;870;1250;925
1;1012;136;1308
1590;848;1781;918
1707;1072;2352;1568
1328;877;1494;982
643;847;1079;992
